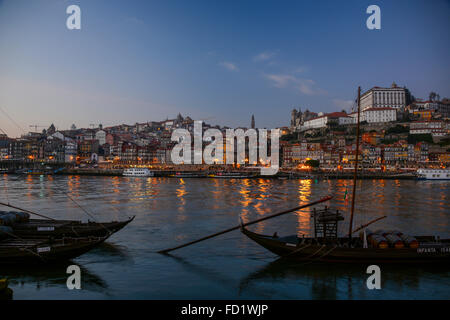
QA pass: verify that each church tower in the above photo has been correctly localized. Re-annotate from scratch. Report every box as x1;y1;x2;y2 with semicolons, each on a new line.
251;115;255;129
291;109;297;128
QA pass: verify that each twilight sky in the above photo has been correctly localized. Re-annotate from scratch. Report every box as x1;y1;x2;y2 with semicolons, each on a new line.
0;0;449;137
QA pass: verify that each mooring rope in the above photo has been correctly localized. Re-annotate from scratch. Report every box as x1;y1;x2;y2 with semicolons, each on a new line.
280;242;340;266
302;244;327;259
281;243;312;258
298;245;339;265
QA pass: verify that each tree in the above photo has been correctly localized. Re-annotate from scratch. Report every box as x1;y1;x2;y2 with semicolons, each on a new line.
429;92;438;101
281;133;295;141
305;159;320;168
386;125;408;134
404;87;415;105
407;134;433;144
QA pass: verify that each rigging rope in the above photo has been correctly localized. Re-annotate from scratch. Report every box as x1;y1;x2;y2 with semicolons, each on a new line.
0;126;8;136
52;179;112;235
0;106;26;135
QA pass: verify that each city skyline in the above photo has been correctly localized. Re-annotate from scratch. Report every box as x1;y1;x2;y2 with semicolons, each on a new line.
1;0;449;138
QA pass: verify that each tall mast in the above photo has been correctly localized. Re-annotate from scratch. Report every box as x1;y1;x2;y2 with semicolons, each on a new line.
348;86;361;239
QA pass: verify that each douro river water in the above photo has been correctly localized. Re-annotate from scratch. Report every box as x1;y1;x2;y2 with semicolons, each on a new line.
1;175;449;299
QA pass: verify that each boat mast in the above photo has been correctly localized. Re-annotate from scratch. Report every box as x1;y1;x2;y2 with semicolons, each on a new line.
348;86;361;239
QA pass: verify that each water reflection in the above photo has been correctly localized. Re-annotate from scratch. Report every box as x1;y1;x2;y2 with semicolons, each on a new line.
239;259;450;300
3;263;108;296
0;175;449;299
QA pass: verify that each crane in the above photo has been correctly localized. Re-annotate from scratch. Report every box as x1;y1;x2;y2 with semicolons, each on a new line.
29;125;47;132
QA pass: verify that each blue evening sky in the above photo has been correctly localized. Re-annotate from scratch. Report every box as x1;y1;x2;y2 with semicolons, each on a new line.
0;0;449;136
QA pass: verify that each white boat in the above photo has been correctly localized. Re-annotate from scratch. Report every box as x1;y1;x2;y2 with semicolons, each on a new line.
123;168;154;177
417;169;450;180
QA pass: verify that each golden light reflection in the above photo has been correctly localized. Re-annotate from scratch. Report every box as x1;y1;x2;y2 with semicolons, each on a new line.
112;176;120;194
296;179;312;236
210;179;223;209
176;179;187;221
256;179;269;201
238;179;252;227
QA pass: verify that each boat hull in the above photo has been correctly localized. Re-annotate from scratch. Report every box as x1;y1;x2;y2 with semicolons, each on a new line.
11;217;135;239
241;227;450;264
0;236;106;265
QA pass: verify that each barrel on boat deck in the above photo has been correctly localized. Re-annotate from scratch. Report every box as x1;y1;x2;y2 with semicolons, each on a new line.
0;226;13;240
399;234;419;248
368;234;389;249
14;211;30;222
0;211;30;225
384;234;405;249
0;213;17;226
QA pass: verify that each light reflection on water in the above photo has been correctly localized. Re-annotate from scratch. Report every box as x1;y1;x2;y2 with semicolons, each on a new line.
0;175;449;299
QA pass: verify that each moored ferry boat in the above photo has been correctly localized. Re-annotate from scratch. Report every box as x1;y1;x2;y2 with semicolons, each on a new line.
417;169;450;180
169;172;207;178
208;172;256;179
123;168;154;177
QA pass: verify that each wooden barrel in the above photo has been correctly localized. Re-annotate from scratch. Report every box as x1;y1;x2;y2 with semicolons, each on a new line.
368;234;389;249
399;234;419;248
0;226;13;240
384;234;405;249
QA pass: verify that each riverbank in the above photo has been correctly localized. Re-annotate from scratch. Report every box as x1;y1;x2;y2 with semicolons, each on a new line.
7;168;418;179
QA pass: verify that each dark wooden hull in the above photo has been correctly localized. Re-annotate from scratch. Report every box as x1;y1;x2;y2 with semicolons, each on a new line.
241;227;450;264
0;236;106;265
11;217;134;239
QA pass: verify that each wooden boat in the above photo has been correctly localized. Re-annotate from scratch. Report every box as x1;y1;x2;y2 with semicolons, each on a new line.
10;216;135;239
0;236;107;265
241;87;450;264
241;226;450;264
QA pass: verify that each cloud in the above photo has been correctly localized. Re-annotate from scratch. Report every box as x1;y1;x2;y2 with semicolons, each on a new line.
297;79;327;95
293;66;307;73
264;74;296;88
219;61;239;71
298;80;316;95
264;73;326;95
253;51;277;62
333;99;354;111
